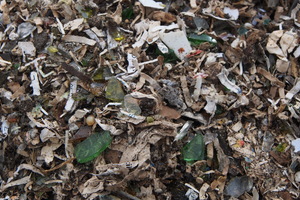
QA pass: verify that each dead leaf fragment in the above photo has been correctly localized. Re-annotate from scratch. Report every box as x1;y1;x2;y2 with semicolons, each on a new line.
152;11;176;23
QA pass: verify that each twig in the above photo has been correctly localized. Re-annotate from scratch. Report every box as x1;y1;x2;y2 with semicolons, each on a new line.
61;62;92;84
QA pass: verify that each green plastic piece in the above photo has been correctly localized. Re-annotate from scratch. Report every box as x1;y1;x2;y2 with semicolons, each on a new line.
182;134;205;163
188;33;217;46
75;131;112;163
105;78;125;102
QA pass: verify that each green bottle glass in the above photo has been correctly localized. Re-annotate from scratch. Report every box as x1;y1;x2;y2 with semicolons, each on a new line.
182;134;205;163
105;78;125;102
75;131;112;163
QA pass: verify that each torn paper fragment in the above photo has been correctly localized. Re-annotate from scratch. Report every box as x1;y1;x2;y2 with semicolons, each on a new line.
276;59;290;73
217;68;241;94
223;7;239;20
159;30;192;60
294;46;300;58
30;71;41;96
286;78;300;100
40;128;56;143
279;31;298;56
18;42;36;56
62;35;96;46
266;38;286;60
204;96;217;115
127;53;139;73
291;138;300;153
65;79;77;111
139;0;165;9
63;18;84;31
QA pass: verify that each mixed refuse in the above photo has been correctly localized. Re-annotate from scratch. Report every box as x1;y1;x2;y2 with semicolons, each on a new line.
0;0;300;199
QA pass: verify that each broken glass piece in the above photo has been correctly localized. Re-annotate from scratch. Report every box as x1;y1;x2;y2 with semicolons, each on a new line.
182;134;205;163
224;176;253;198
262;131;274;152
17;22;36;39
122;6;134;20
105;78;125;102
193;17;209;30
75;131;112;163
92;67;112;82
188;33;217;46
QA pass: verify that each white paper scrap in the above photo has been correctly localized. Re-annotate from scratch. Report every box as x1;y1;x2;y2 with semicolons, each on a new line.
293;46;300;58
65;79;77;111
18;42;36;57
30;71;41;96
223;7;239;20
286;78;300;100
159;30;192;60
139;0;165;9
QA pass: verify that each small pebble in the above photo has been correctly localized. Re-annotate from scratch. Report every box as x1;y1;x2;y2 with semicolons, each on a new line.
86;115;95;126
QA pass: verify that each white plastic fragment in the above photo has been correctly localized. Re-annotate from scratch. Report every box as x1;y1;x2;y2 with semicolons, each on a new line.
64;79;77;112
159;30;192;60
217;67;242;94
295;171;300;183
291;138;300;153
223;7;239;20
1;119;9;140
285;78;300;100
139;0;165;9
156;40;169;53
56;17;65;35
174;121;193;141
30;71;41;96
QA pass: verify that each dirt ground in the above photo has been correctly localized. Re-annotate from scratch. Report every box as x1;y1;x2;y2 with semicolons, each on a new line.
1;0;300;199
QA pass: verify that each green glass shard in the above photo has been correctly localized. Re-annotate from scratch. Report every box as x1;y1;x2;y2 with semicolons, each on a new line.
105;78;125;102
75;131;112;163
182;134;205;163
188;33;217;46
122;6;134;20
238;26;248;35
92;67;112;82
